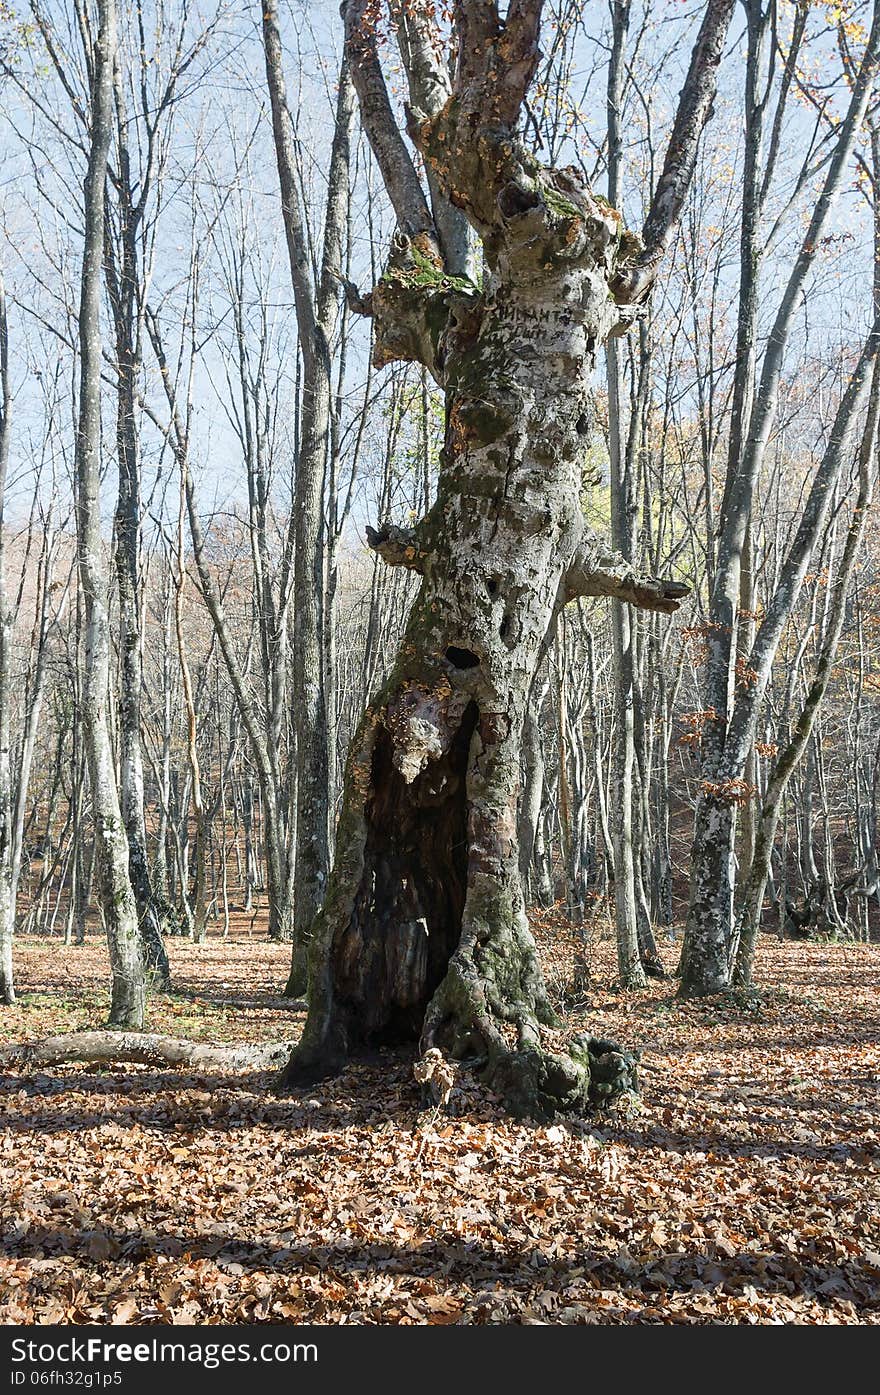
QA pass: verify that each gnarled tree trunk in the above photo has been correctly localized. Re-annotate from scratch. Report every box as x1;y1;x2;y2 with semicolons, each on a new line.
281;0;731;1117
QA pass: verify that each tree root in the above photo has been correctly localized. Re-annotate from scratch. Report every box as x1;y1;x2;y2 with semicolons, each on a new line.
0;1023;639;1128
485;1034;640;1122
416;934;640;1121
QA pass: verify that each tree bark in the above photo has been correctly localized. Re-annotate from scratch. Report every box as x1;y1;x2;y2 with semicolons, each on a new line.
105;91;172;988
0;1031;293;1073
74;0;145;1030
282;118;665;1116
261;0;355;994
680;0;880;995
0;275;14;1005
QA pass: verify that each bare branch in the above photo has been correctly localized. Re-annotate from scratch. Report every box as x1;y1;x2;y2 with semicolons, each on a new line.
453;0;501;88
566;532;690;614
260;0;318;360
344;0;440;250
613;0;736;304
392;1;472;273
0;1030;297;1073
493;0;545;123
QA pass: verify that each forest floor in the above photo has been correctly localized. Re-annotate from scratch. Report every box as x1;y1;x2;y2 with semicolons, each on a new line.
1;916;879;1325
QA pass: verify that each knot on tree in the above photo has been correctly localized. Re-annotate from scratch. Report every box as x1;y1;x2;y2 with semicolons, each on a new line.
385;682;467;785
366;521;425;572
370;246;480;380
489;1033;640;1122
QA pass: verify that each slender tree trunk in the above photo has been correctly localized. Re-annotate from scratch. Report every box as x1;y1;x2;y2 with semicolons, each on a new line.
74;0;145;1029
734;272;880;981
110;303;171;986
518;667;549;903
605;0;645;989
681;0;880;994
0;276;14;1004
261;1;354;992
173;461;208;943
109;110;174;980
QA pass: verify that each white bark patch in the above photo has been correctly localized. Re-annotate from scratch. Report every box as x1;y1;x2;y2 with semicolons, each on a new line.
394;716;444;782
386;681;466;783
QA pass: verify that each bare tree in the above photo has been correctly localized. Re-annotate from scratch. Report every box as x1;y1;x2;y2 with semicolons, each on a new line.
73;0;145;1028
260;0;356;992
680;0;880;996
102;5;213;986
0;273;14;1003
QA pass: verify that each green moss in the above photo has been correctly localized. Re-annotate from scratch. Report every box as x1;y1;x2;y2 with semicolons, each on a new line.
383;245;478;298
592;193;622;223
542;185;581;223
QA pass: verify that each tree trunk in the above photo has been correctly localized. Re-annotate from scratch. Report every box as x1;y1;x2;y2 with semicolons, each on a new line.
0;1030;294;1073
679;794;737;995
278;0;729;1116
518;669;549;903
74;0;145;1030
680;0;880;994
283;202;675;1117
261;1;355;992
111;309;172;986
734;357;880;983
0;275;13;1004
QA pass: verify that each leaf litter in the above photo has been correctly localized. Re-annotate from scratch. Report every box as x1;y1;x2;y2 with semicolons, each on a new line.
0;924;878;1325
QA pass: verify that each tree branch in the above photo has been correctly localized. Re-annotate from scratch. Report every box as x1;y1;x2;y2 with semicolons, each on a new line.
612;0;736;304
453;0;501;88
493;0;545;123
392;1;472;274
344;0;440;252
260;0;318;360
565;532;690;614
0;1030;297;1073
365;521;426;571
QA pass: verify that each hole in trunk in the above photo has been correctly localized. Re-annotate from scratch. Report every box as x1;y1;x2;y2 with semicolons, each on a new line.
332;701;479;1047
498;181;540;220
445;645;480;670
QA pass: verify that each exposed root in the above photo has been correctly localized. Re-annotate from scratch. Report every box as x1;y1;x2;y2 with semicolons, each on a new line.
421;943;639;1121
485;1034;640;1122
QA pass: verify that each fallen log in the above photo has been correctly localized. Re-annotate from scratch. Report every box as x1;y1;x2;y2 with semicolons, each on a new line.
0;1030;295;1073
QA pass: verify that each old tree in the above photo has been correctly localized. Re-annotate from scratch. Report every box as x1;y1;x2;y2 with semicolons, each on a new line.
0;0;737;1120
282;0;735;1119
